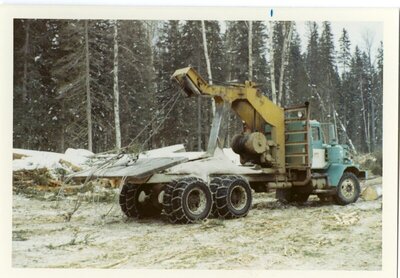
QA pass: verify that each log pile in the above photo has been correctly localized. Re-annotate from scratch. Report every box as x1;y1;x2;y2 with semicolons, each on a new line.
13;168;62;194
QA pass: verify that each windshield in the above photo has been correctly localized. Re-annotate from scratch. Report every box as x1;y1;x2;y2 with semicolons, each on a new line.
320;123;337;145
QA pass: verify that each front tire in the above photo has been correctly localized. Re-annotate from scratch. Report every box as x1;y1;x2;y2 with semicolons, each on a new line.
334;172;360;205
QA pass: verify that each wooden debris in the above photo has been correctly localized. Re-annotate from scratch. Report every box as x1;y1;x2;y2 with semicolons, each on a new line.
333;212;360;225
361;185;382;201
13;153;29;160
59;159;82;172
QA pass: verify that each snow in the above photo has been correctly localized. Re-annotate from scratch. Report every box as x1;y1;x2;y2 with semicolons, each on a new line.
64;148;94;166
165;148;261;181
222;148;241;165
139;144;185;158
13;148;94;172
13;145;242;180
12;145;202;173
139;144;205;161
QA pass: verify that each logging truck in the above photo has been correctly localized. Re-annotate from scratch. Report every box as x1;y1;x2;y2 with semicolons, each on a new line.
74;67;366;224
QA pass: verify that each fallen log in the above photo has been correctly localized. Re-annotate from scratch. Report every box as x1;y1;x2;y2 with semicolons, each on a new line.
13;153;29;160
59;159;82;172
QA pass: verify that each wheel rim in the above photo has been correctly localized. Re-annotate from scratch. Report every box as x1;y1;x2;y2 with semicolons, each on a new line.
341;178;355;199
230;185;247;211
138;190;148;203
185;188;207;216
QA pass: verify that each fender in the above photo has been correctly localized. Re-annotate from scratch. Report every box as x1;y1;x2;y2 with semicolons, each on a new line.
326;163;367;186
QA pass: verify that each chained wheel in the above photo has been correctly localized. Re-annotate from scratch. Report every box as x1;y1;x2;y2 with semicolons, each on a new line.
214;175;252;219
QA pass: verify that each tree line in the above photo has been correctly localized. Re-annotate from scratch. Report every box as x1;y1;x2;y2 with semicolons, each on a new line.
13;19;383;154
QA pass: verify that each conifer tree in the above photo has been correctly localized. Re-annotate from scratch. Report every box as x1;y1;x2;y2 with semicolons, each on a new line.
285;28;310;106
338;28;351;78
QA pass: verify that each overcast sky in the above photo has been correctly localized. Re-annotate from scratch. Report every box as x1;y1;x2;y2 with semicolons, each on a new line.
219;20;383;65
295;21;383;64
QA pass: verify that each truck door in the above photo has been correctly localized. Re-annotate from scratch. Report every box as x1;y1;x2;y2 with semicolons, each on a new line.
311;126;327;169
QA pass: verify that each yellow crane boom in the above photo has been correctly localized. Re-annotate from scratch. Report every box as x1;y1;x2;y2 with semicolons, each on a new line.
171;67;286;171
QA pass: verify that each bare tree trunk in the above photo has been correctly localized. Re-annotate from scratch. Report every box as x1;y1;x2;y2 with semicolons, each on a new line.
314;88;357;154
201;20;215;117
22;20;31;149
362;31;374;152
113;21;121;150
371;100;376;151
278;22;293;106
84;20;93;152
60;100;65;152
248;21;253;81
268;21;277;104
332;103;339;142
145;21;158;148
22;20;30;104
335;110;357;154
360;78;370;152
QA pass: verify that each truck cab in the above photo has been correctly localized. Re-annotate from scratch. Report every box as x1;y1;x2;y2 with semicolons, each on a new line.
282;104;365;204
309;120;366;204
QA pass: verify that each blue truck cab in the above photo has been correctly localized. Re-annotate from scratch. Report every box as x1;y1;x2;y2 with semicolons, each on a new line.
309;120;366;204
281;105;366;205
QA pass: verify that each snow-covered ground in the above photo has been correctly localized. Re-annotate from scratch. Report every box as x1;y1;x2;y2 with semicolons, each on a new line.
12;146;382;269
12;187;382;270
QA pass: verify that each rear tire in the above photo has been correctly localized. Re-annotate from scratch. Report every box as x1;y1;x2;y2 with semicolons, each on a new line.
215;175;252;219
119;183;129;217
165;177;213;224
318;194;333;203
125;183;161;218
162;180;179;223
291;191;310;203
276;188;292;203
276;187;310;204
334;172;360;205
209;176;222;217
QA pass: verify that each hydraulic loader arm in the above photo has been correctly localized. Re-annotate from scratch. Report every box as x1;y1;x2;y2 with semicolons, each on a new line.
172;67;286;170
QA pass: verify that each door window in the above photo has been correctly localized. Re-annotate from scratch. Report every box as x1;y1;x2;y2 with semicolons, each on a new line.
312;127;320;142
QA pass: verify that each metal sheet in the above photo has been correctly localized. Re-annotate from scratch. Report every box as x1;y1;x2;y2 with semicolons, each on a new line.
69;156;189;179
206;101;231;156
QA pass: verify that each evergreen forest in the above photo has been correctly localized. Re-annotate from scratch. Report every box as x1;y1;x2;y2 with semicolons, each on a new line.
13;20;383;155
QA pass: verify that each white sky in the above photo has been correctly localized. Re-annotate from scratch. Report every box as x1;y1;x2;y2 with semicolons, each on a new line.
219;20;383;66
296;21;383;63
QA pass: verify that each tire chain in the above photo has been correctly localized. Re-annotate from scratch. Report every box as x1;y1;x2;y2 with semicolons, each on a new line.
162;180;179;223
209;176;222;217
119;184;129;217
214;175;251;219
163;177;209;224
125;183;140;218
